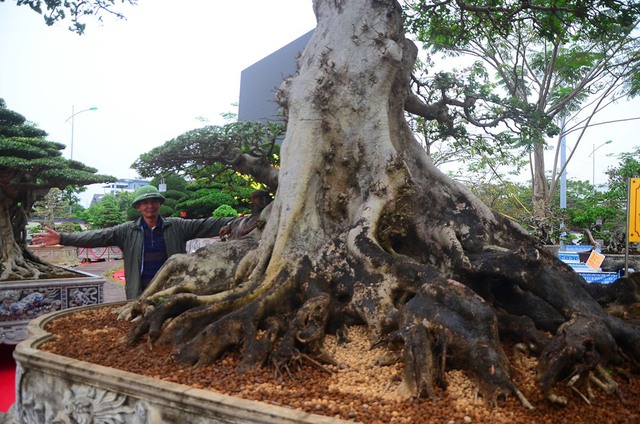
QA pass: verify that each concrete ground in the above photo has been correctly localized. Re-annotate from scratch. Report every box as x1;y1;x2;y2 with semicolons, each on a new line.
73;259;127;303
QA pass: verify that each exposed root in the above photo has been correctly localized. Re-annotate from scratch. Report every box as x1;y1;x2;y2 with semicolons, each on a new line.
590;364;619;396
300;353;334;374
513;387;534;410
567;373;592;405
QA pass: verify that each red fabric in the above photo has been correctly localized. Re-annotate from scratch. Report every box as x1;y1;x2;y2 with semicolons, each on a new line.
0;344;16;412
112;269;126;285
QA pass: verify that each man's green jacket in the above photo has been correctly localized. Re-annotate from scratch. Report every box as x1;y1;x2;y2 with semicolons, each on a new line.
60;216;232;299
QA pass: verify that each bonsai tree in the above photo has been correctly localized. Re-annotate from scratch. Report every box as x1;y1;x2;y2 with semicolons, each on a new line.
119;0;640;409
0;99;113;280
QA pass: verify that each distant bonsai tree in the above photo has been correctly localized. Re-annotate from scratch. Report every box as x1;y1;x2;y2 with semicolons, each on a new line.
212;204;238;218
0;98;113;280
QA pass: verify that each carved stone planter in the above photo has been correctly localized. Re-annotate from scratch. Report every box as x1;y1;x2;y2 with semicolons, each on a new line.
0;270;105;344
4;304;346;424
27;245;81;267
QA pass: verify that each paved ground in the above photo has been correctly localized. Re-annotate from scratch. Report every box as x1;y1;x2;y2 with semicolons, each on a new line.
73;260;127;303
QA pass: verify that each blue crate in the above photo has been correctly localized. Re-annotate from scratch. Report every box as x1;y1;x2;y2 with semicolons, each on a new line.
563;244;601;253
570;263;596;272
578;272;619;284
558;252;580;262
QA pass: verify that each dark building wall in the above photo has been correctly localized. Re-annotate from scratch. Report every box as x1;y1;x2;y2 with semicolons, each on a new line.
238;30;314;123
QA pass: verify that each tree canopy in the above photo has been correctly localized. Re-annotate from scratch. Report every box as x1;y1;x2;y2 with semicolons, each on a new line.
0;98;114;280
403;0;640;224
132;120;283;193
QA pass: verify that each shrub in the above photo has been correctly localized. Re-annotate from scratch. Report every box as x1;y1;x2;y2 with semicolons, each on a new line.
212;204;238;218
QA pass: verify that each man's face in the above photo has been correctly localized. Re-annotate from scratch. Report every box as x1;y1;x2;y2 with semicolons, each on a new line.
135;198;161;219
251;194;268;212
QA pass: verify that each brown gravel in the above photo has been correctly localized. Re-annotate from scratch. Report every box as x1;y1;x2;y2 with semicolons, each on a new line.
41;305;640;424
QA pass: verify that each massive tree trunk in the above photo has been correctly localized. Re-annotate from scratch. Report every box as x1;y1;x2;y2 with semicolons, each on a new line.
0;195;73;281
123;0;640;407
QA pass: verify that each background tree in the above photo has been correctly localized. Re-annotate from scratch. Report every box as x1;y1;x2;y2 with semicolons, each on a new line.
133;120;283;193
134;121;282;218
0;98;113;280
603;146;640;252
404;0;640;226
120;0;640;411
148;175;187;218
31;187;70;228
174;183;239;218
407;59;530;185
83;193;126;229
212;204;238;218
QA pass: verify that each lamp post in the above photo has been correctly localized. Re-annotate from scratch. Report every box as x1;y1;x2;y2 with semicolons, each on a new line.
65;106;97;160
588;140;613;194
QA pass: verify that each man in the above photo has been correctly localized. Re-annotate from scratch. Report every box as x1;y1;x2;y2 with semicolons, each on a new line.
32;185;234;299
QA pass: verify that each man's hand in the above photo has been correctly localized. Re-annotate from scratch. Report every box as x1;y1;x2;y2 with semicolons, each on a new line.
219;224;231;241
31;227;62;246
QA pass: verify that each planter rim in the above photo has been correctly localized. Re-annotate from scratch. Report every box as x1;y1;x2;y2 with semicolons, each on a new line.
14;304;350;424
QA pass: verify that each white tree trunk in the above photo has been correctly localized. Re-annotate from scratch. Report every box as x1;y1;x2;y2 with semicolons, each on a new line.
126;0;640;407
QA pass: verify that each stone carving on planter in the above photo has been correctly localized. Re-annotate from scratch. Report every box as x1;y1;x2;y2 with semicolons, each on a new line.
11;371;161;424
0;289;62;320
27;245;81;267
0;272;105;344
4;304;348;424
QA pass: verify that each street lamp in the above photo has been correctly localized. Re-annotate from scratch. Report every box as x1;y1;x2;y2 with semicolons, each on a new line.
65;106;97;160
588;140;613;194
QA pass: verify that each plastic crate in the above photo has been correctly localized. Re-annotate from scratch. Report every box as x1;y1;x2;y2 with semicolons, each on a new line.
558;252;580;263
578;272;619;284
563;244;602;253
570;263;595;272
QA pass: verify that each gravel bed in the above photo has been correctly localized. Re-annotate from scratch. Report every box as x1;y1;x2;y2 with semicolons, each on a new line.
41;306;640;423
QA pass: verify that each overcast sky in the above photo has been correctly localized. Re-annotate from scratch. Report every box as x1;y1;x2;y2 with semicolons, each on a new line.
0;1;316;204
1;1;638;207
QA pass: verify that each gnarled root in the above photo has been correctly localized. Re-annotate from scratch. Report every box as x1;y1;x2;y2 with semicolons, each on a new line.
390;320;447;400
537;314;617;405
397;278;527;407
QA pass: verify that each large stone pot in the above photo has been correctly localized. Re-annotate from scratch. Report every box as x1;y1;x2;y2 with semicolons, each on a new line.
0;269;105;345
27;245;81;267
4;303;346;424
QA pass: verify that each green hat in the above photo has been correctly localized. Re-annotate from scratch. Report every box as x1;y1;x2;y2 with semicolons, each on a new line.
132;185;165;207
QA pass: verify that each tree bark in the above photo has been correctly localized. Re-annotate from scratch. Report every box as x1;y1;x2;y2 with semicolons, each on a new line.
0;199;74;281
123;0;640;408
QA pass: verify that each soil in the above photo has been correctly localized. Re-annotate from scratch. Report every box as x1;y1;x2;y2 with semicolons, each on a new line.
41;305;640;424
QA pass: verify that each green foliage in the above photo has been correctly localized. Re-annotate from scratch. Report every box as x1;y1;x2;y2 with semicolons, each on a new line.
161;189;185;201
163;198;178;210
114;190;135;212
150;175;189;193
212;204;238;218
133;121;280;219
126;207;139;221
0;99;114;245
158;204;175;217
32;188;71;228
404;1;640;46
55;221;83;233
175;186;238;218
471;180;532;222
605;146;640;210
83;194;125;228
13;0;137;35
132;120;283;185
404;1;640;220
473;176;624;246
